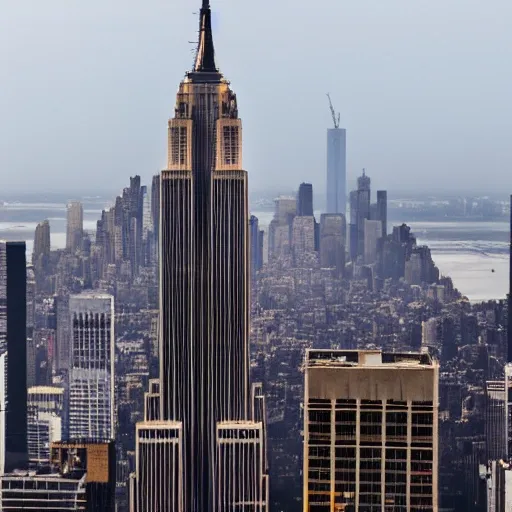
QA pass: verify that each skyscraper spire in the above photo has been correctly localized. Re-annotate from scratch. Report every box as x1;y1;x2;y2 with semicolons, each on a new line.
194;0;217;73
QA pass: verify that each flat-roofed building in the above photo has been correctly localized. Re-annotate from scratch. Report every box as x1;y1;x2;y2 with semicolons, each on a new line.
27;386;64;468
303;349;439;512
1;440;115;511
68;292;114;441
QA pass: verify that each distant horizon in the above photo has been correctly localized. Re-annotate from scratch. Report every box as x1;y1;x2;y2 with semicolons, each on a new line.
1;186;510;203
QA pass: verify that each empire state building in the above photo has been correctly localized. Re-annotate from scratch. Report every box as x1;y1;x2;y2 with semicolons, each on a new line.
131;1;268;511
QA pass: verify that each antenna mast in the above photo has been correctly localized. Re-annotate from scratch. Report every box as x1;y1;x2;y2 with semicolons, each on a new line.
326;93;340;129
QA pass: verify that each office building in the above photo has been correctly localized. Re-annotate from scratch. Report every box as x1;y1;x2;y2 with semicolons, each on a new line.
0;240;28;471
319;214;346;276
377;190;388;237
304;349;439;511
55;294;70;373
68;292;114;441
130;1;269;510
27;386;64;468
250;215;264;280
326;127;347;215
363;218;382;264
66;201;84;253
506;364;512;458
292;216;317;268
151;174;160;266
268;196;296;261
141;185;153;266
297;182;314;217
485;380;507;461
33;219;50;265
1;441;115;511
0;353;6;474
508;194;512;362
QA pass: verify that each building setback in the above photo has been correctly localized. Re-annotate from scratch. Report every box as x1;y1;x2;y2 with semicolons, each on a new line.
303;349;439;511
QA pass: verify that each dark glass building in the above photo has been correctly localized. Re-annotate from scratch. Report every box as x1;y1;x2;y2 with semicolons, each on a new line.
0;241;28;471
250;215;264;280
297;182;314;217
376;190;387;237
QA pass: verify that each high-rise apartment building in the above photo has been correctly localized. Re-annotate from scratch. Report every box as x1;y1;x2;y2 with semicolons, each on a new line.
130;2;269;510
66;201;84;253
68;292;114;441
0;240;28;471
304;349;439;511
326;128;347;215
298;182;314;217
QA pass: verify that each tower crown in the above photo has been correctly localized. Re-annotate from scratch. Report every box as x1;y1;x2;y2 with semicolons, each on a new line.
193;0;217;73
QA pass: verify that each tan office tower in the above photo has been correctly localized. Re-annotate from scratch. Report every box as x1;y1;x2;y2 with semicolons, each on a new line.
304;349;439;512
66;201;83;252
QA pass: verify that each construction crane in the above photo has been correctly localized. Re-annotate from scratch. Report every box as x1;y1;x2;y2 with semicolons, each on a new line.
326;93;341;129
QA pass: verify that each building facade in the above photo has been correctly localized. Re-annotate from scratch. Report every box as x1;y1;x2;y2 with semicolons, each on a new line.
0;240;28;471
326;128;347;216
66;201;84;253
27;386;64;468
33;219;51;264
68;292;114;441
130;1;269;510
298;182;314;217
304;349;439;511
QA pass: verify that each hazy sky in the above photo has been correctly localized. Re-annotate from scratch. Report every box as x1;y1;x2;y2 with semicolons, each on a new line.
1;0;511;195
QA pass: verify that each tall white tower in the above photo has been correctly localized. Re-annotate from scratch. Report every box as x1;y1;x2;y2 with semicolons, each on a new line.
326;95;346;215
327;128;347;215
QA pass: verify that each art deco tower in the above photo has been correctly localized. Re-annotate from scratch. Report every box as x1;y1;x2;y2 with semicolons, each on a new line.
156;2;266;511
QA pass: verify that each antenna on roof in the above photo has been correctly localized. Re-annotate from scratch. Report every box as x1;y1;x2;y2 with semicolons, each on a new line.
326;93;340;129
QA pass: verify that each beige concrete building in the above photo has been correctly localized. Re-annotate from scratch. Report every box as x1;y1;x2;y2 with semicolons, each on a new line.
304;349;439;512
66;201;83;252
363;219;382;265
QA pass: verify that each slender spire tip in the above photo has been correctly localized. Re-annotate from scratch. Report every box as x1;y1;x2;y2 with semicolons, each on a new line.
193;0;216;72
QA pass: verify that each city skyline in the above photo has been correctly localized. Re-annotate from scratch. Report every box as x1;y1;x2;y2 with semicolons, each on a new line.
1;0;512;510
2;1;512;193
